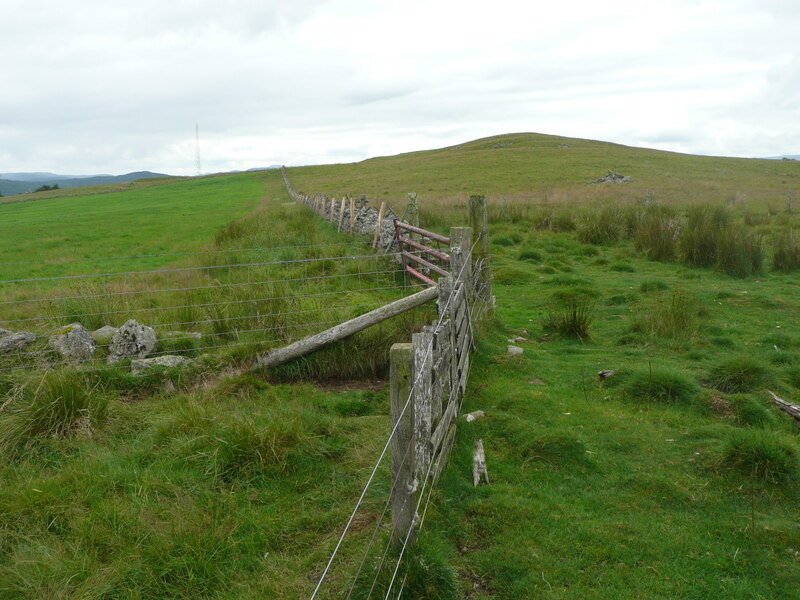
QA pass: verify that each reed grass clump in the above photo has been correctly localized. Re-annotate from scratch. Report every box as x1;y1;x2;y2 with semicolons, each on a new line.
633;207;679;261
772;229;800;272
679;204;731;268
576;207;627;245
542;298;595;341
714;227;763;278
631;291;702;339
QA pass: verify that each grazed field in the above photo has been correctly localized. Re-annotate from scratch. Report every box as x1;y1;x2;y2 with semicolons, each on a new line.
2;135;800;599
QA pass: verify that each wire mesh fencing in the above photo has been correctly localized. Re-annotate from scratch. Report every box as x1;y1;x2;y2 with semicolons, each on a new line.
0;242;417;373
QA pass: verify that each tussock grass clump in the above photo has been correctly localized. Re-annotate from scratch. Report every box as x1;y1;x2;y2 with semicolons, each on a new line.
576;207;627;245
542;298;595;341
623;368;699;404
517;248;543;262
772;229;800;272
351;537;458;600
159;400;340;481
639;279;669;292
631;291;703;339
0;370;109;455
708;356;772;393
719;428;799;487
729;395;777;428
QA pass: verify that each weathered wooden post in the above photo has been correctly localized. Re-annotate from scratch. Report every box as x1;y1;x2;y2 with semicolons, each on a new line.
349;197;356;235
337;198;346;232
449;227;473;298
406;193;419;227
373;201;387;249
412;330;434;483
469;195;493;310
390;343;417;547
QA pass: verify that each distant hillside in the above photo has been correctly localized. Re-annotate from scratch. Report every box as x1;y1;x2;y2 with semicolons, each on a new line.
0;171;170;197
288;132;800;208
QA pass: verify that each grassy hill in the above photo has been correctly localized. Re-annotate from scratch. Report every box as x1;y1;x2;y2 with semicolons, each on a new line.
288;132;800;212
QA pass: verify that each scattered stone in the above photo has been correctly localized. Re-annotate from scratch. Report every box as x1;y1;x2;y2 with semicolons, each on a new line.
507;345;524;356
557;143;572;148
492;143;511;149
49;323;96;361
591;171;632;184
0;329;36;354
507;336;527;343
597;369;616;380
464;410;486;422
130;355;194;375
108;319;157;363
529;378;546;386
91;325;119;346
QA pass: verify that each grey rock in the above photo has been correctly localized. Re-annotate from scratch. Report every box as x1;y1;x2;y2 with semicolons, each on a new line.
131;355;193;375
0;330;36;354
108;319;157;363
591;171;632;184
507;345;524;356
91;325;119;345
49;323;96;361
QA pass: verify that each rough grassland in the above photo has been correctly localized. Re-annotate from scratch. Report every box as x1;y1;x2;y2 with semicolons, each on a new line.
2;135;800;598
287;132;800;211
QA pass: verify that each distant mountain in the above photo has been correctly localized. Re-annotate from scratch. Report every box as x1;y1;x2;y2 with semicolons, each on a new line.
764;155;800;161
0;171;170;197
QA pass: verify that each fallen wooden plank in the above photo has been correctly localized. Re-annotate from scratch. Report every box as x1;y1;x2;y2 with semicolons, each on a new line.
256;286;439;368
769;390;800;425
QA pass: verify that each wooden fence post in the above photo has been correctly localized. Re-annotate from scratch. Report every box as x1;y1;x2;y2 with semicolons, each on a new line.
469;195;493;307
349;197;356;235
412;331;434;483
391;343;417;548
337;198;346;232
373;201;387;249
450;227;473;299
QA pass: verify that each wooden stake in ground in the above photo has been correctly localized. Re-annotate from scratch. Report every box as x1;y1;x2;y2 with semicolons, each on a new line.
372;201;387;249
349;197;356;235
473;438;489;486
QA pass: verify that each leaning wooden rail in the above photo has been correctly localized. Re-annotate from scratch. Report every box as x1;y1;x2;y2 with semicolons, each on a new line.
256;286;440;368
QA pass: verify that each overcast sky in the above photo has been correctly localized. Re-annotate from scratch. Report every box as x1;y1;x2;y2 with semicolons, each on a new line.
1;0;798;175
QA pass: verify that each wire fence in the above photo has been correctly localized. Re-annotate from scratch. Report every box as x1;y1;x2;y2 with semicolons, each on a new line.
308;239;485;599
0;241;422;374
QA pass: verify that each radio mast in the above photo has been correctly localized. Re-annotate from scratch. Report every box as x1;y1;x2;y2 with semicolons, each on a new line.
195;123;201;176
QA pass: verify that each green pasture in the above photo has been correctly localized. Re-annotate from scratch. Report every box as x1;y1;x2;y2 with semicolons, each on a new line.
2;134;800;598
